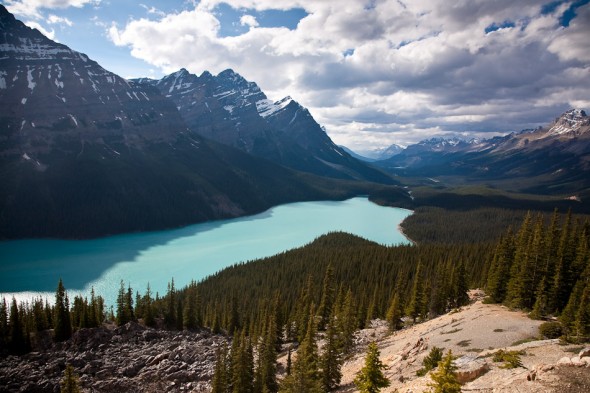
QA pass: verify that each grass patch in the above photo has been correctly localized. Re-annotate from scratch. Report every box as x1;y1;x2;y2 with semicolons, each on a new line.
466;348;483;353
457;340;472;347
493;328;504;332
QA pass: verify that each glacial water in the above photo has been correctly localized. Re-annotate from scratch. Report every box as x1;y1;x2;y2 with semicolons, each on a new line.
0;197;412;306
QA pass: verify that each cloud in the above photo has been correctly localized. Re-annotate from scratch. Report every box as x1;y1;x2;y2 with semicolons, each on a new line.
5;0;100;19
107;0;590;149
240;14;259;28
47;14;73;26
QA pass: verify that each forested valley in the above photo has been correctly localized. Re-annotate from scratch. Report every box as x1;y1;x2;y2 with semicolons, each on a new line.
1;207;589;392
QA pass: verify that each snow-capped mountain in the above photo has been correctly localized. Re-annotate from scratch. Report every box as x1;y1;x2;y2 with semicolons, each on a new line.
0;7;187;159
135;69;393;183
377;109;590;195
0;5;360;239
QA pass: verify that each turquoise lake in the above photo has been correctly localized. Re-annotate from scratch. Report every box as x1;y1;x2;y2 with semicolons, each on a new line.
0;197;412;306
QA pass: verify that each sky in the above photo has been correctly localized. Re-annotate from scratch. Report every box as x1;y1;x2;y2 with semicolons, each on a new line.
3;0;590;153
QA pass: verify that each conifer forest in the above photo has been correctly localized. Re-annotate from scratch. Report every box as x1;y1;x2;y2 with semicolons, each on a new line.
1;207;589;392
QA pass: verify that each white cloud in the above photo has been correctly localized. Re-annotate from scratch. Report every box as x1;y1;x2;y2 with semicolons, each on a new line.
240;15;259;28
5;0;100;19
106;0;590;149
47;14;73;26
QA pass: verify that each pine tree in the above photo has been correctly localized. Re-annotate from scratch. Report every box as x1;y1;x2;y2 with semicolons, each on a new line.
230;331;254;393
505;212;534;309
255;313;278;393
0;298;8;348
54;279;72;342
386;293;403;332
165;279;177;329
279;306;322;393
143;283;156;327
336;289;357;356
353;342;390;393
60;364;81;393
318;265;336;331
453;261;469;308
8;297;26;354
427;350;461;393
485;229;515;303
406;261;424;323
574;284;590;340
320;311;343;391
212;343;230;393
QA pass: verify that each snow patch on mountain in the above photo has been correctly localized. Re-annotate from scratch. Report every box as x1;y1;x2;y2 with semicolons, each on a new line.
256;96;293;118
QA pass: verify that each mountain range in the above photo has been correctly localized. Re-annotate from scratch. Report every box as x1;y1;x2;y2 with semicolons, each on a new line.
133;69;391;183
376;109;590;196
0;5;399;239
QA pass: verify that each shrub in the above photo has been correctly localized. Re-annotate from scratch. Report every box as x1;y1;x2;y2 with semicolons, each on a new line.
416;346;443;376
492;349;523;369
539;322;563;339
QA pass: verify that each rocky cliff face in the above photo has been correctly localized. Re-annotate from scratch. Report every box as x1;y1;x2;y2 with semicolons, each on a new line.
136;69;395;183
0;5;186;159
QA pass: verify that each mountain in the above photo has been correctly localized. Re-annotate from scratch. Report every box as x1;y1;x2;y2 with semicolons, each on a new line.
377;109;590;196
134;69;394;184
0;6;386;239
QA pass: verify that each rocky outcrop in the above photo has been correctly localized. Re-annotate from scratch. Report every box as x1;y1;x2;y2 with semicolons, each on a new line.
454;355;489;383
0;322;228;393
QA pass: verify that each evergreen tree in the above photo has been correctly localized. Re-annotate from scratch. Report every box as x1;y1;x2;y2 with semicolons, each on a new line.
406;261;424;323
335;289;357;356
386;293;403;332
317;265;336;331
116;281;134;326
230;331;254;393
143;283;156;327
54;279;72;342
485;229;515;303
279;306;322;393
320;311;343;391
453;262;469;308
212;343;230;393
427;350;461;393
574;284;590;340
60;364;81;393
165;279;177;329
8;297;26;354
0;298;8;348
505;212;534;309
255;313;278;393
353;342;390;393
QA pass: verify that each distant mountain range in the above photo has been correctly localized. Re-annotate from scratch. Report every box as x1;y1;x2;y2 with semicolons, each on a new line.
0;5;399;239
376;109;590;196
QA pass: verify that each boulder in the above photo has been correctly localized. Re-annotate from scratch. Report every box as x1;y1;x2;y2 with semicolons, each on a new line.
454;355;489;383
579;347;590;358
557;357;572;365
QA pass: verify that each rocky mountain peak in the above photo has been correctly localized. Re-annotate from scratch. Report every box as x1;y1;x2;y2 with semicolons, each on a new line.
545;108;590;137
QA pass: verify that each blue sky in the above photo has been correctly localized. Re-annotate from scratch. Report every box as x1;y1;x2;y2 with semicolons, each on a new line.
2;0;590;152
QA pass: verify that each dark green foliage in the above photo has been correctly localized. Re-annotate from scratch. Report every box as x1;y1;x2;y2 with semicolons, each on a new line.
428;350;461;393
386;293;403;332
485;209;590;330
406;261;424;323
54;279;72;342
317;265;336;331
416;346;443;376
60;364;81;393
353;342;390;393
116;281;135;326
212;343;230;393
320;312;343;391
492;350;523;369
538;322;564;339
0;298;8;349
280;308;322;393
8;297;26;354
